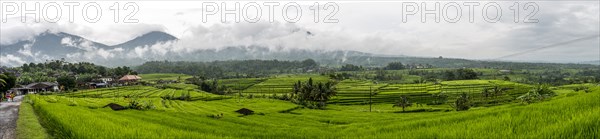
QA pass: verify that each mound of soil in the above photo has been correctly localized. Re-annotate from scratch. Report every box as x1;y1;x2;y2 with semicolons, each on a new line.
103;103;127;111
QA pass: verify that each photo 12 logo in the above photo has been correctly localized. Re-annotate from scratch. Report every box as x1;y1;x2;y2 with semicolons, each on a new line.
1;1;139;23
201;2;339;23
401;2;539;23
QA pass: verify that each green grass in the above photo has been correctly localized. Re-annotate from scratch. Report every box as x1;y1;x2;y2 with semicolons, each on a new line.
242;74;329;94
219;78;267;91
16;98;50;139
332;79;531;106
59;85;223;102
164;83;198;90
22;85;600;138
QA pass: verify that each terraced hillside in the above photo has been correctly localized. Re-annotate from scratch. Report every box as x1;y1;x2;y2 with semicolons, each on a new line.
242;74;329;94
61;85;222;101
20;85;600;138
331;80;531;105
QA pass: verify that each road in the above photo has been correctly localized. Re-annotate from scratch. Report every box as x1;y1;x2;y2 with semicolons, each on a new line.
0;96;23;139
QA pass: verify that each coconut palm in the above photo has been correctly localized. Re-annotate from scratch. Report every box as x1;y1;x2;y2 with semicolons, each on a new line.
292;78;337;108
0;74;7;88
517;91;542;104
481;88;491;99
517;84;554;104
393;96;412;112
312;82;337;107
453;93;470;111
489;85;505;98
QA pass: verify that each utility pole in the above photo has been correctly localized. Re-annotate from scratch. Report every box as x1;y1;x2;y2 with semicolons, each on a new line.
369;85;372;112
440;83;443;93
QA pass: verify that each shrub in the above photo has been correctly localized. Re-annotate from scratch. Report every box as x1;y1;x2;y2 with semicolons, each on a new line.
67;100;78;106
208;113;224;119
430;92;448;105
452;93;470;111
517;84;555;104
44;97;58;103
517;91;542;104
128;99;155;110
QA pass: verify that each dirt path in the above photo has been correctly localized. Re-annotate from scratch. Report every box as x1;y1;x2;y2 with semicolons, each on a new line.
0;96;23;139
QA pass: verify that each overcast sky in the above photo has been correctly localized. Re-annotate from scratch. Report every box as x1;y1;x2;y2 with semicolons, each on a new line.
1;1;599;63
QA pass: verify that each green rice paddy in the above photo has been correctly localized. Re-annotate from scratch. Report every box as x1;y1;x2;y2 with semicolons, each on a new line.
16;74;600;138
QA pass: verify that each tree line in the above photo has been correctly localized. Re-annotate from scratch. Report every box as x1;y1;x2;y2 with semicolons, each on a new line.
9;59;135;87
135;59;319;79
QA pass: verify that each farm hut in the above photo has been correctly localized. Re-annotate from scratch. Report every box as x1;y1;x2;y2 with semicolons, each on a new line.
103;103;127;111
235;108;254;115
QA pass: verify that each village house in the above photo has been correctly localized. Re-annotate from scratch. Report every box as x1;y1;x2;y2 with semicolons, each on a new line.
499;70;512;74
119;75;142;85
10;82;59;95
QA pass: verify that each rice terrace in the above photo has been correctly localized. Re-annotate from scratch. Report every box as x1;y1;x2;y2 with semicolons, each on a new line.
1;0;599;139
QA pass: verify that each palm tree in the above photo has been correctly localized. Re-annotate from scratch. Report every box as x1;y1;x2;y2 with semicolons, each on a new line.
532;84;554;96
517;84;554;104
393;96;412;112
0;74;7;102
517;91;542;104
489;85;505;98
481;88;491;99
313;83;326;103
0;74;7;88
453;93;470;111
312;82;337;108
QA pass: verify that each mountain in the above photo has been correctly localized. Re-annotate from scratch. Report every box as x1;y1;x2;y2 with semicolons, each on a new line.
580;60;600;65
0;31;381;67
0;31;179;66
0;31;109;58
112;31;178;50
1;31;598;69
83;45;377;66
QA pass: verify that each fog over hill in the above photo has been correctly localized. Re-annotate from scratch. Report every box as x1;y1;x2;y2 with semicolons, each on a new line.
0;31;379;67
1;31;598;68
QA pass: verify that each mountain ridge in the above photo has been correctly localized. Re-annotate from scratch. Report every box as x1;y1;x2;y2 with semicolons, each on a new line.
1;31;598;68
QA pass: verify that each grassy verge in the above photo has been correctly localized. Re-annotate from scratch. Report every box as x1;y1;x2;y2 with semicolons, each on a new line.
16;100;50;139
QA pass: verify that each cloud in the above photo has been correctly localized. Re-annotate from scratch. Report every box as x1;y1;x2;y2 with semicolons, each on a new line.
75;24;167;45
1;17;167;45
60;37;95;51
0;17;57;45
65;48;124;61
17;42;35;57
0;54;26;67
1;1;598;64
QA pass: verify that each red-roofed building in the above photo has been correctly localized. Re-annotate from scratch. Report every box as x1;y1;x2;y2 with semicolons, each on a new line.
119;75;142;82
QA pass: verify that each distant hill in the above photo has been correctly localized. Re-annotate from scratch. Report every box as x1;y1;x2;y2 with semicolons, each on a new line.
0;31;109;58
0;31;178;66
579;60;600;65
112;31;177;50
1;31;598;69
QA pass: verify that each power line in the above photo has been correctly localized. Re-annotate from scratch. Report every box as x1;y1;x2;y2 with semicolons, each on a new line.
495;35;600;60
